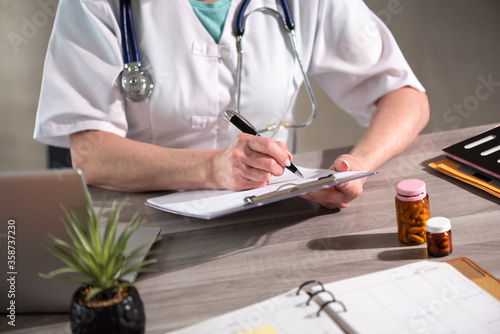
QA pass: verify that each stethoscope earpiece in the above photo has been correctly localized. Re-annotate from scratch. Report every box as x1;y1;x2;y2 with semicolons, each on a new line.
121;62;154;102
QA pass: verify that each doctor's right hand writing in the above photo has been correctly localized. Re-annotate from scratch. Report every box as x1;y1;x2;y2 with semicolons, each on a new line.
69;130;292;193
209;133;291;191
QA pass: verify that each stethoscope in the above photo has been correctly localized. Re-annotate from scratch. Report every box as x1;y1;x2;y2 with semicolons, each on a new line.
119;0;154;102
119;0;317;133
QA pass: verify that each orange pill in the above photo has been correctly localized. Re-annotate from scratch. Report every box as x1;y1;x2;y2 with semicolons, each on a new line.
440;240;450;250
408;234;425;244
409;226;425;234
429;246;439;254
411;205;423;220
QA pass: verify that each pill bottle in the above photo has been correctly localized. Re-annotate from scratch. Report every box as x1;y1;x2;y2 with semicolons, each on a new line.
395;179;430;245
426;217;453;257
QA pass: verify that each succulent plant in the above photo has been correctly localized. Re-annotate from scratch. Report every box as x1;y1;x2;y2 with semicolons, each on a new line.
40;200;158;302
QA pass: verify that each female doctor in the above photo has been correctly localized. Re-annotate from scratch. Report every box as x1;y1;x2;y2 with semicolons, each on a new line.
34;0;429;209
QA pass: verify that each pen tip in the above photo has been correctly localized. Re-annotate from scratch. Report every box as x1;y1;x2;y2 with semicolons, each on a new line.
296;170;304;178
224;110;235;121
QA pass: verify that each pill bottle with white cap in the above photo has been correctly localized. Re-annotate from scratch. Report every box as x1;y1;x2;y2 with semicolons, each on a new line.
395;179;430;245
426;217;453;257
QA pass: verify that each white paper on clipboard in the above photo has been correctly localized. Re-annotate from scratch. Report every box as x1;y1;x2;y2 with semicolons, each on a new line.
145;167;377;219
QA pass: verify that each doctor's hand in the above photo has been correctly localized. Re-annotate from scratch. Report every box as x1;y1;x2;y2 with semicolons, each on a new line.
300;154;367;210
210;133;291;191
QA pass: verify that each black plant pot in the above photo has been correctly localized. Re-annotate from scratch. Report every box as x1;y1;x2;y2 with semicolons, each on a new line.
69;285;146;334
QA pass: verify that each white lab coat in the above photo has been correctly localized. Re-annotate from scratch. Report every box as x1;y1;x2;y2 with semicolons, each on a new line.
34;0;424;149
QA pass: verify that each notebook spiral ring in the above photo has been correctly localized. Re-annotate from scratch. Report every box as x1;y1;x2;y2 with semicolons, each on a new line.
296;280;347;317
316;299;347;317
306;290;334;306
296;280;325;295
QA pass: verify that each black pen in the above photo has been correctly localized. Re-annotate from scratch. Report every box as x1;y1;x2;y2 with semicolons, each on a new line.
224;109;304;178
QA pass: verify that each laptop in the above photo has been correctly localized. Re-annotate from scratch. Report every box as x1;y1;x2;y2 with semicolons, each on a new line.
0;169;161;313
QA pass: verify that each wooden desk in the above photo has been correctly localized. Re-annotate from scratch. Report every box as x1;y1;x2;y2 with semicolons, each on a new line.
5;124;500;333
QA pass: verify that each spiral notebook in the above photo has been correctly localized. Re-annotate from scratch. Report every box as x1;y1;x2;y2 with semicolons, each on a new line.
167;258;500;334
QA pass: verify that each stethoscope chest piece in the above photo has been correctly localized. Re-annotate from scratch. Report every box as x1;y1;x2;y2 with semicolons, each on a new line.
121;62;154;102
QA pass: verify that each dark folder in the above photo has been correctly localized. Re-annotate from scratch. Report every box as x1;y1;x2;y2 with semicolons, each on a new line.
443;124;500;182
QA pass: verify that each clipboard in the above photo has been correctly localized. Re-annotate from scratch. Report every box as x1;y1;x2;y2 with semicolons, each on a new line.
447;257;500;302
146;168;377;219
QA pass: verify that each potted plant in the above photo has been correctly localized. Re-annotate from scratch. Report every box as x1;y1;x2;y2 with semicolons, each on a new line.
40;200;159;334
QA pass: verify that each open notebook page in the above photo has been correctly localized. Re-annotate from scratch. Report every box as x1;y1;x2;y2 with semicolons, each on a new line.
315;261;500;334
167;287;344;334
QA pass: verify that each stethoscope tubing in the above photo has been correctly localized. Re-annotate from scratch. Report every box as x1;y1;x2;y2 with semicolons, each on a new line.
234;0;251;36
118;0;316;128
235;0;294;36
120;0;139;63
234;0;317;133
278;0;295;31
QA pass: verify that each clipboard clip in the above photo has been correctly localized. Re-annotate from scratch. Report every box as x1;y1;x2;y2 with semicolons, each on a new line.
244;174;336;205
244;183;302;205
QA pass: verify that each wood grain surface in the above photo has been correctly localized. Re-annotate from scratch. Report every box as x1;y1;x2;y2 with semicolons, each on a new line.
4;124;500;334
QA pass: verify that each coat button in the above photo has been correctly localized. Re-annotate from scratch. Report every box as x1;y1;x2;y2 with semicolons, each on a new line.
219;47;229;58
218;119;229;128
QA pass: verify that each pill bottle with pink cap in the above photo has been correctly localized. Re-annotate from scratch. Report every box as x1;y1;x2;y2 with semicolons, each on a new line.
395;179;430;245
